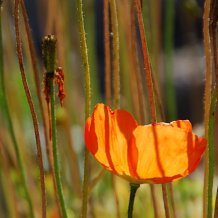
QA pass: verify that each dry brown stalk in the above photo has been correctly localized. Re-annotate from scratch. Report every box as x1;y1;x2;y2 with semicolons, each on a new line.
162;184;170;218
134;0;156;123
130;2;161;218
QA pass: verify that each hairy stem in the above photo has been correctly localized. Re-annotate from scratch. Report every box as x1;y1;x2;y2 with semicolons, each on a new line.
76;0;91;217
49;78;68;218
42;35;68;218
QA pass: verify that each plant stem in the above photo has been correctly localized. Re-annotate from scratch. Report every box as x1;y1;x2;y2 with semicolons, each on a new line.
42;35;68;218
104;0;111;106
210;0;218;100
110;0;120;109
76;0;91;217
134;0;156;123
207;87;217;218
203;0;212;217
128;184;140;218
162;184;170;218
49;78;68;218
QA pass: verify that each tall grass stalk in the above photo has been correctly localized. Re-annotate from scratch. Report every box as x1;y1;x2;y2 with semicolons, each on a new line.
76;0;91;217
104;0;111;106
110;0;120;110
203;0;212;217
210;0;218;100
0;2;35;218
207;87;217;218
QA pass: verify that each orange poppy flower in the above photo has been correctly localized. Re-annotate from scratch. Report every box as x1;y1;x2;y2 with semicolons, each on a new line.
85;104;207;184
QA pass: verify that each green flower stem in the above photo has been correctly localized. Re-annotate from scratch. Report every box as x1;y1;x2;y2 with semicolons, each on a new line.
128;184;140;218
42;35;68;218
49;78;68;218
77;0;91;119
0;3;34;218
76;0;91;217
207;86;217;218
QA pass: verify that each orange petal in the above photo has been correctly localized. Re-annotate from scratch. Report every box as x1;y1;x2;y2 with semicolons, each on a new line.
170;120;192;132
128;125;207;183
85;104;138;177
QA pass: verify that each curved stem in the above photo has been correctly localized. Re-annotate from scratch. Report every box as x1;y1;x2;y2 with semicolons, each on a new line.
20;2;62;216
14;1;46;217
128;184;140;218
